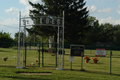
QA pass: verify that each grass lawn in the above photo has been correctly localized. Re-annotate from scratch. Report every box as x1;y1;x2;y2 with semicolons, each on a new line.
0;48;120;80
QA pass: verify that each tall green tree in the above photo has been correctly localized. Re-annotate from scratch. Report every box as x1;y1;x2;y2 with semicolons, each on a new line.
99;23;114;43
83;16;100;45
113;25;120;46
14;32;24;42
28;0;89;44
26;33;41;43
0;31;14;48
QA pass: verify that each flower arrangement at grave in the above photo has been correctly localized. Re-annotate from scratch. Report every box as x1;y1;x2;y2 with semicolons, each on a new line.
92;57;99;64
84;56;90;63
2;57;8;61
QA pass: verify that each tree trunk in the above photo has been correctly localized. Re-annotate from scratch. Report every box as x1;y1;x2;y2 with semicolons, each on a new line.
49;36;52;49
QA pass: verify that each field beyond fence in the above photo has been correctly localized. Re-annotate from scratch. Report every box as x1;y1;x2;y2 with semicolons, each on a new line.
1;44;120;80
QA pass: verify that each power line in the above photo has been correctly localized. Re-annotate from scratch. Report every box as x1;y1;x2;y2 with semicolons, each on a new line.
0;24;18;29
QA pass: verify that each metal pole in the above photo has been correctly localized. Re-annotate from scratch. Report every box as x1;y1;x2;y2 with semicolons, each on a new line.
38;43;40;67
62;11;64;69
57;26;59;69
56;43;57;67
71;62;72;70
17;11;21;68
22;17;26;68
23;24;25;67
42;43;44;67
110;49;112;74
24;22;26;67
25;43;26;67
81;57;83;71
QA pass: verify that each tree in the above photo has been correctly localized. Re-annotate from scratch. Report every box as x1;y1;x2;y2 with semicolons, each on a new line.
26;33;41;43
83;16;100;45
28;0;89;44
0;31;14;48
113;25;120;46
14;32;19;42
14;32;26;47
99;23;114;43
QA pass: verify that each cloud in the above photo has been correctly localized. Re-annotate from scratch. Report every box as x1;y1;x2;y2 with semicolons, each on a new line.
19;0;29;6
99;17;120;25
118;5;120;8
88;5;97;13
117;5;120;14
0;18;18;26
88;5;112;14
98;8;112;13
6;7;19;14
117;10;120;14
19;0;43;17
0;18;18;38
118;0;120;2
19;0;42;6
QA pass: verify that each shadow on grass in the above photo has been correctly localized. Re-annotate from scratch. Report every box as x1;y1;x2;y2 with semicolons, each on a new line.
1;75;51;80
84;70;120;76
0;65;29;69
65;69;120;76
88;62;104;64
0;65;16;68
16;71;52;74
0;50;9;52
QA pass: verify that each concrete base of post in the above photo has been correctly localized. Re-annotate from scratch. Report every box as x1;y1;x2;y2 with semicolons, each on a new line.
16;67;26;69
56;68;64;70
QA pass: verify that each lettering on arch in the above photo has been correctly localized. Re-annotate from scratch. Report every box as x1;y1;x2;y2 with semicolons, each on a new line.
21;16;63;27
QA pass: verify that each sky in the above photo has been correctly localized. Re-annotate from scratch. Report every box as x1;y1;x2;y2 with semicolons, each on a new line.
0;0;120;38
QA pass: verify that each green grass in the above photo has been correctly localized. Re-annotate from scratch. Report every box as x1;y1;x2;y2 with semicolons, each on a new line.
0;48;120;80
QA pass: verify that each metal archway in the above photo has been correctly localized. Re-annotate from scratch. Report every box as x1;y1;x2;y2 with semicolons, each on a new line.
17;11;64;70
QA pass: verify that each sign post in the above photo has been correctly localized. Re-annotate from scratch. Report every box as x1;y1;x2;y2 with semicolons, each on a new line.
69;56;74;70
70;45;85;70
81;56;83;71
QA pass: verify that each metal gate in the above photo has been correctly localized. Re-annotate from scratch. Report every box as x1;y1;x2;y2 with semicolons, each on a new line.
25;43;40;67
42;43;57;67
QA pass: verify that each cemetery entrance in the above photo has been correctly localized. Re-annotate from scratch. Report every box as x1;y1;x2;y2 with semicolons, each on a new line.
42;43;57;67
25;43;40;67
17;11;64;69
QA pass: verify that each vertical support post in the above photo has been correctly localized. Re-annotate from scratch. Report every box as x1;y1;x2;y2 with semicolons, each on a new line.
17;11;21;68
57;26;59;69
81;57;83;71
38;43;40;67
42;43;44;67
71;62;72;70
56;11;64;70
62;11;64;69
56;43;57;67
110;49;112;74
23;18;26;68
25;43;26;67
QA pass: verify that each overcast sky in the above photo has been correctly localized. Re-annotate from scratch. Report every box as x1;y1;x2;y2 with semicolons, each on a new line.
0;0;120;38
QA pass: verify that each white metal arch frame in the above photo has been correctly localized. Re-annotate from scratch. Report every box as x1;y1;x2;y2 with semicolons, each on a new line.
17;11;64;70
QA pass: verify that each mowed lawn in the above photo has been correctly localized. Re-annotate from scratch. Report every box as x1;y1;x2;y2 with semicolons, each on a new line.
0;48;120;80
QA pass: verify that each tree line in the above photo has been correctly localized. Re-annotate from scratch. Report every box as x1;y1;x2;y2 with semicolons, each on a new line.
1;0;120;48
82;16;120;46
1;16;120;48
26;0;120;46
0;31;15;48
25;16;120;46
